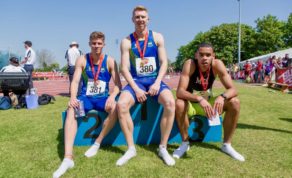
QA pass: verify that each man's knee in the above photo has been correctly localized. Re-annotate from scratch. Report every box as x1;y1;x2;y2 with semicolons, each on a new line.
163;97;175;112
117;99;130;115
227;97;240;111
175;99;187;112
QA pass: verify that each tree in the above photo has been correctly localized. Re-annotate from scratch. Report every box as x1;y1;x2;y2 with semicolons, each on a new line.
254;14;285;55
174;23;255;70
283;13;292;47
36;49;56;69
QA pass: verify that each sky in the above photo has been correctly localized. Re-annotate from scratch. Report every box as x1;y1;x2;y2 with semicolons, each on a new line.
0;0;291;68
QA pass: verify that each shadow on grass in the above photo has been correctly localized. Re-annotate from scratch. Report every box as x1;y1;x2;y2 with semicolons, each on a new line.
100;145;125;155
57;129;64;160
58;93;70;97
140;142;221;161
190;142;221;152
279;118;292;123
56;128;125;160
237;123;292;134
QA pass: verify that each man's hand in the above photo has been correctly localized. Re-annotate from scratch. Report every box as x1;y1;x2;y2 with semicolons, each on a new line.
68;97;79;109
148;81;161;96
105;96;116;112
199;99;215;119
213;96;225;115
135;88;148;103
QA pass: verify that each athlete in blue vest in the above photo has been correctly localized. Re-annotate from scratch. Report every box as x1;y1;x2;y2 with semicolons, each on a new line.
53;31;122;178
117;6;175;166
173;43;245;162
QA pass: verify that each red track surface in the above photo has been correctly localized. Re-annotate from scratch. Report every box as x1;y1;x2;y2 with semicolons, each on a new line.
34;75;223;96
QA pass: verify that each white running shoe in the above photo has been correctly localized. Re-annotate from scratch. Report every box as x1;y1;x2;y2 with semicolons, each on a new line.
221;143;245;162
158;147;175;166
173;141;190;159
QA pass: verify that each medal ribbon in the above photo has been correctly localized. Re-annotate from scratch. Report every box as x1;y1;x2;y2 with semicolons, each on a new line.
89;54;104;83
133;31;148;59
199;67;210;91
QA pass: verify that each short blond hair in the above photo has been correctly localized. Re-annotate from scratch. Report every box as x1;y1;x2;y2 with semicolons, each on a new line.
132;5;148;17
89;31;105;42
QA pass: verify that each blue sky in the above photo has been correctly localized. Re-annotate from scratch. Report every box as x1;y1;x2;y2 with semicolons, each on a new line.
0;0;291;67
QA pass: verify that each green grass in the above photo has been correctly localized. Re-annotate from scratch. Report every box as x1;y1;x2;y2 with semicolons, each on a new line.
0;83;292;178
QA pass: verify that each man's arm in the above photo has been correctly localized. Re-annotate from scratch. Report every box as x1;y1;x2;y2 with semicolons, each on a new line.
105;57;122;112
154;32;167;84
65;50;69;65
213;59;237;114
69;55;85;108
147;32;168;96
108;57;122;98
215;60;238;99
176;59;203;102
120;37;147;102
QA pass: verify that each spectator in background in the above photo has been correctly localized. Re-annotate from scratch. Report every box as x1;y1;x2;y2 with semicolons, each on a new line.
65;41;83;95
243;61;252;82
0;57;26;73
255;60;263;83
251;62;257;83
269;56;277;82
1;57;27;97
282;53;290;68
276;57;283;69
233;63;239;80
21;41;36;89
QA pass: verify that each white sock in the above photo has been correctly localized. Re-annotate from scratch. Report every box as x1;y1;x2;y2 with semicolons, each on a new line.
173;141;190;159
116;146;137;166
53;158;74;178
221;143;245;162
158;145;175;166
84;142;100;158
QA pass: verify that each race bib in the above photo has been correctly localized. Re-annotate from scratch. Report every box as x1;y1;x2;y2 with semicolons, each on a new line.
136;57;157;76
86;80;106;96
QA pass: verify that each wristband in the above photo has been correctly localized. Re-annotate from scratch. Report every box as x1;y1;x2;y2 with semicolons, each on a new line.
220;93;227;100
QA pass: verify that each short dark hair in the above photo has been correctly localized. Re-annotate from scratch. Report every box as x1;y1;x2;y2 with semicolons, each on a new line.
9;57;19;64
24;40;32;47
197;42;214;50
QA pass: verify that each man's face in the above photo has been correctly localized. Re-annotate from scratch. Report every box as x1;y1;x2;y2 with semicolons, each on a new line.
196;47;214;68
89;38;104;55
132;10;149;31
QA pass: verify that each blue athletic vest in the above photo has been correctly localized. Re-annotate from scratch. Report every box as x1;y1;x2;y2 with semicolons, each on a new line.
80;53;111;97
129;30;159;79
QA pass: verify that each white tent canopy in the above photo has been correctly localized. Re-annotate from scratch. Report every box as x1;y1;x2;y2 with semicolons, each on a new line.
239;48;292;66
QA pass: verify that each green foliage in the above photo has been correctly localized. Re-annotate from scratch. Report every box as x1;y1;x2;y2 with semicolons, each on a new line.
174;24;255;70
283;13;292;47
174;14;291;71
254;14;285;55
35;63;60;72
60;65;68;72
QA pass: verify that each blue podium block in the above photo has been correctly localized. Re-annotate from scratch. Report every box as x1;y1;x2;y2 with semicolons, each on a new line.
62;97;222;146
